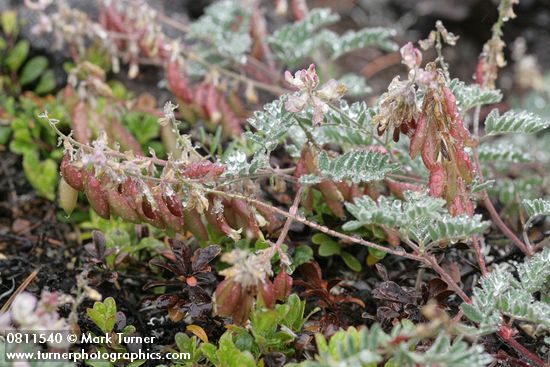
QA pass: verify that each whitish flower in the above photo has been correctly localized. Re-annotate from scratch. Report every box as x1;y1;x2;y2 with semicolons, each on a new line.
11;292;38;326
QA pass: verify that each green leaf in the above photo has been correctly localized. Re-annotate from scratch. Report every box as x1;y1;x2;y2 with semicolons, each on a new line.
291;245;314;270
522;198;550;220
22;152;57;201
35;69;57;94
19;56;49;86
449;79;502;112
427;215;490;243
307;150;399;184
312;233;341;257
86;297;117;333
339;73;371;97
484;109;550;135
6;39;29;72
1;11;18;37
268;8;340;67
326;27;397;59
0;126;11;145
477;144;531;163
461;303;483;323
341;251;362;272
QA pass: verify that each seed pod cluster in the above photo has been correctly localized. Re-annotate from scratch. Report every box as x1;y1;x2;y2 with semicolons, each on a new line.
408;86;475;215
59;154;273;240
166;61;244;138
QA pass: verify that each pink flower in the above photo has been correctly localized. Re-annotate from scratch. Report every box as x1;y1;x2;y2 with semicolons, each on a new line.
400;42;422;70
285;64;319;91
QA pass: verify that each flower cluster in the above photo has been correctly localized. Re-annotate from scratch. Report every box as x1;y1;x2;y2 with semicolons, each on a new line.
284;64;347;125
0;291;72;347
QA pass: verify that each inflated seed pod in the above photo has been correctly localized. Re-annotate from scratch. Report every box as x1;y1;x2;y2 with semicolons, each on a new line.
162;192;183;217
183;209;209;241
231;199;261;239
318;181;345;218
214;279;242;317
109;119;144;155
219;93;243;137
139;196;166;229
205;198;240;240
58;177;78;215
72;101;92;145
84;175;110;219
154;192;184;233
255;205;281;234
60;154;86;192
107;185;141;223
166;61;193;104
409;114;428;159
335;181;352;202
258;279;276;309
122;179;165;228
204;84;222;124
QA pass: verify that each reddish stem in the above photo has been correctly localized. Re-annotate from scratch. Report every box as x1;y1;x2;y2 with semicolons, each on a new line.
472;235;488;275
498;325;546;367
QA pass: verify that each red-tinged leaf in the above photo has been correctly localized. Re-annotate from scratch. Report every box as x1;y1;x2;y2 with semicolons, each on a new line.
191;245;221;273
297;262;327;290
409;114;428;159
428;164;445;197
274;270;293;301
84;175;110;219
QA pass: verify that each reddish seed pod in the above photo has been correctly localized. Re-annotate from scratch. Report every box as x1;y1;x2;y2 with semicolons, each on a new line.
410;114;428;159
219;96;243;137
428;164;446;198
232;294;254;325
166;61;193;104
182;161;225;179
204;84;222;123
107;186;141;223
60;154;86;192
72;102;92;145
154;193;184;232
183;209;209;242
386;179;422;200
421;127;438;170
231;199;261;239
274;270;293;301
291;0;309;20
162;192;183;217
84;175;110;219
109;119;144;155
